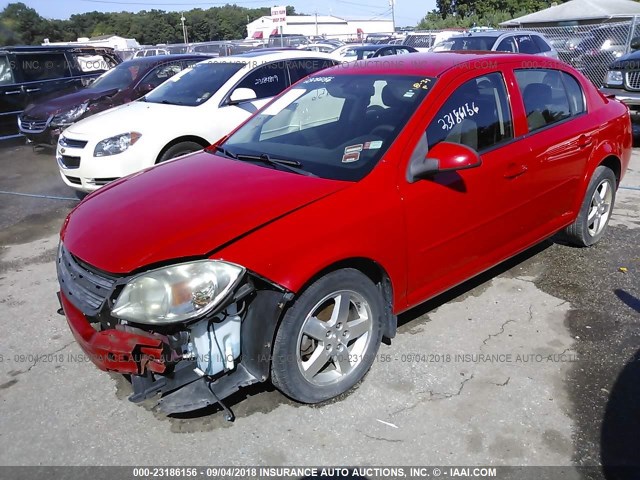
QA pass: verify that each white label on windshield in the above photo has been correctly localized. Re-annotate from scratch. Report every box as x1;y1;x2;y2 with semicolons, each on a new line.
261;88;306;116
304;76;334;84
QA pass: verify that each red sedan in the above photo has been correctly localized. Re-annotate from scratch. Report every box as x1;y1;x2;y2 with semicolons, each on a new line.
57;52;631;418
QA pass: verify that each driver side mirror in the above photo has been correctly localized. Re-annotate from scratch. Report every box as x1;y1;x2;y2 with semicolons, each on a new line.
631;36;640;50
229;87;257;105
408;141;481;182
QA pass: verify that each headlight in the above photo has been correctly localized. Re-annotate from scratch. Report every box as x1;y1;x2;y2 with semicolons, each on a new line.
605;70;623;86
51;102;88;125
112;260;245;324
94;132;142;157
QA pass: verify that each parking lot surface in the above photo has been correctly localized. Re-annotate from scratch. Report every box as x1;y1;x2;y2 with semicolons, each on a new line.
0;143;638;474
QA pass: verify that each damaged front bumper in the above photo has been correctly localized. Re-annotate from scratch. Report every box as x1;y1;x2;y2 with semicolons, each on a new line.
57;249;290;417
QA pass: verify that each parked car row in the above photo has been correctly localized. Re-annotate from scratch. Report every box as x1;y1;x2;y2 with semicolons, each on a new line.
0;45;120;139
54;51;630;417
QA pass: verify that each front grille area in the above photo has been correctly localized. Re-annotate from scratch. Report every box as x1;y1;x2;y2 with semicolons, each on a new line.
625;71;640;91
57;244;118;315
59;136;88;149
60;155;80;169
18;115;49;133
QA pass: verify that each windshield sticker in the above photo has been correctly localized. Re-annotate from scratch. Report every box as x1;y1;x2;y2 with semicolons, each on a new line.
342;152;361;163
344;144;363;154
364;140;383;150
412;78;432;90
438;102;479;131
304;76;334;84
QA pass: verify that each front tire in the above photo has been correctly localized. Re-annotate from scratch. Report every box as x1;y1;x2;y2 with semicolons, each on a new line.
564;165;617;247
271;269;384;403
157;141;204;163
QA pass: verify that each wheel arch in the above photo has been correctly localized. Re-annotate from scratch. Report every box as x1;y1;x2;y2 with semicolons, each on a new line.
599;155;622;186
292;257;398;341
155;135;211;164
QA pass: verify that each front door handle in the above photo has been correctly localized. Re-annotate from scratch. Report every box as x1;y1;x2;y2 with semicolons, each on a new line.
577;135;593;149
4;90;21;95
25;88;40;93
504;163;528;179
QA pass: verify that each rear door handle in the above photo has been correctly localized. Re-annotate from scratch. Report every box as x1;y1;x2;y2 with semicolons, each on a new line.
577;135;593;148
504;163;528;179
4;90;21;95
25;88;40;93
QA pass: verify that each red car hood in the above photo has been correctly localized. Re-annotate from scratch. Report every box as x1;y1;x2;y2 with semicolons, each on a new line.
61;152;348;274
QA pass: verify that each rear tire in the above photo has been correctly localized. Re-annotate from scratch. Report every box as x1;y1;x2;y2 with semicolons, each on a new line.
157;141;204;163
564;165;616;247
271;268;384;404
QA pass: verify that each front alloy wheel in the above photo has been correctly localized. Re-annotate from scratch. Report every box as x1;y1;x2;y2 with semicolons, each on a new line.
271;269;384;403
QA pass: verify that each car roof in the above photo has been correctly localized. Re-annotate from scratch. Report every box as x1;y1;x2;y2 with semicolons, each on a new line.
122;53;213;66
325;51;561;77
0;45;115;53
204;50;337;64
348;44;406;50
453;30;542;39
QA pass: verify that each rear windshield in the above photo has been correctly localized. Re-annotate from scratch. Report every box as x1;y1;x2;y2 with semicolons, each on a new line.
144;61;244;106
437;36;496;51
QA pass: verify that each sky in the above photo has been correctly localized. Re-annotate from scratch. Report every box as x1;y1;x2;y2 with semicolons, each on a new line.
2;0;434;27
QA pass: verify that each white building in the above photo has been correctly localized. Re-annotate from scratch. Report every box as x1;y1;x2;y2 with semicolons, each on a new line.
247;15;394;40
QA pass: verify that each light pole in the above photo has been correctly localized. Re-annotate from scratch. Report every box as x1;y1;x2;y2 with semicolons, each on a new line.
389;0;396;33
181;13;188;45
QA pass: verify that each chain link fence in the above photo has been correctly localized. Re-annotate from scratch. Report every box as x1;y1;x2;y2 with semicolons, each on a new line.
509;18;640;86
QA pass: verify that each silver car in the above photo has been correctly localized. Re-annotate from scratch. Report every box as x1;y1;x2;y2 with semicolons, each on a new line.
432;30;559;59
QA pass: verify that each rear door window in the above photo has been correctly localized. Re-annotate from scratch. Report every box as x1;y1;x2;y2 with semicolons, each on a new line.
287;58;337;84
496;37;517;52
16;53;70;81
516;35;540;54
515;69;573;131
235;61;288;99
532;35;552;52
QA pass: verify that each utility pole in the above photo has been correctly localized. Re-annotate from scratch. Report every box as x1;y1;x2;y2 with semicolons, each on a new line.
389;0;396;34
181;13;188;44
315;10;318;36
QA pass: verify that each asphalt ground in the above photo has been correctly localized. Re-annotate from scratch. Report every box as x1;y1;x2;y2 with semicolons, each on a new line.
0;140;638;479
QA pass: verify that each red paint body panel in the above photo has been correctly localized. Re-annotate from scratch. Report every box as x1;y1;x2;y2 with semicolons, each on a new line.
60;292;166;374
59;52;632;316
61;153;348;273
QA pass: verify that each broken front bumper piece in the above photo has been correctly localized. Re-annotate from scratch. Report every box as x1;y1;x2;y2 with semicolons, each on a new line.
59;289;289;415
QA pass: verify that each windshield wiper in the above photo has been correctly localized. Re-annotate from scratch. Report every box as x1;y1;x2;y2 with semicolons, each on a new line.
235;153;316;177
213;145;237;159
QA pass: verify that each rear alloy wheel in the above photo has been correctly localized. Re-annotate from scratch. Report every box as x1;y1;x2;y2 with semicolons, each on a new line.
271;269;384;403
564;165;617;247
157;141;204;163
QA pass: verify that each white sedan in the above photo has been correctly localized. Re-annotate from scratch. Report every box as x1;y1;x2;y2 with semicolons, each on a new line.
56;50;339;193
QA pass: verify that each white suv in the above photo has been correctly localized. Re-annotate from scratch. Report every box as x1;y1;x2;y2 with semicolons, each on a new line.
56;50;339;193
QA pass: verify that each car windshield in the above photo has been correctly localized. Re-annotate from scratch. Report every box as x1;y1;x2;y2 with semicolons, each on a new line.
438;36;497;51
145;61;245;106
88;63;144;90
218;73;434;181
